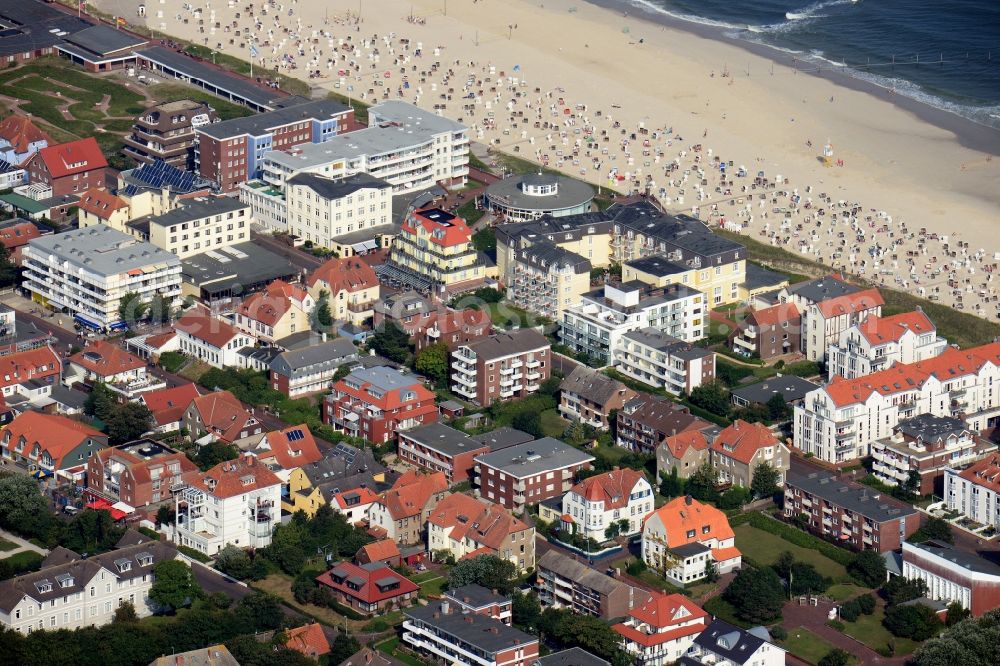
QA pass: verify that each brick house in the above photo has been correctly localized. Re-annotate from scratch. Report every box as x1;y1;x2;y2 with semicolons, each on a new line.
729;303;801;361
86;439;200;507
403;600;539;666
618;394;713;454
315;561;418;615
558;365;635;430
367;470;448;545
26;137;108;197
182;390;262;444
426;493;536;571
323;366;438;444
452;329;551;407
473;438;594;513
396;422;489;484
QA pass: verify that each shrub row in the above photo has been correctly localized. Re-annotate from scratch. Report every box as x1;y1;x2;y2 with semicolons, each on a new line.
746;512;856;567
177;545;212;563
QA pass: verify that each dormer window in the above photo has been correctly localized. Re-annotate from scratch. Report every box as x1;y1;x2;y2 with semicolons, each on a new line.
35;580;52;594
136;553;154;567
56;574;73;588
240;475;255;486
115;558;132;573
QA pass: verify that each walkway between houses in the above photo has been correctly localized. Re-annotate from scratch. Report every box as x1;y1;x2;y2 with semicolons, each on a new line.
781;597;909;666
0;528;49;558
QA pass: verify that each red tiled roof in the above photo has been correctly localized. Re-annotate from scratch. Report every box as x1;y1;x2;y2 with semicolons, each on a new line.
0;221;41;249
709;420;780;465
334;487;379;511
194;454;281;499
958;456;1000;494
661;430;709;461
815;288;884;318
34;137;107;178
427;493;530;550
378;470;447;521
0;346;60;390
746;303;799;328
93;444;198;487
628;591;708;629
0;115;51;155
69;340;145;378
283;623;330;657
613;621;705;648
236;281;305;327
77;189;128;219
308;256;379;294
141;383;202;427
0;411;105;470
315;561;419;604
261;424;322;469
712;546;742;562
358;539;401;563
644;496;736;546
402;209;472;248
176;308;243;348
568;468;646;510
856;311;935;345
143;331;176;351
263;279;309;304
189;390;257;443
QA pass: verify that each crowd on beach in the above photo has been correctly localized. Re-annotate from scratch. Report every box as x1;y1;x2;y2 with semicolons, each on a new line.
142;0;1000;319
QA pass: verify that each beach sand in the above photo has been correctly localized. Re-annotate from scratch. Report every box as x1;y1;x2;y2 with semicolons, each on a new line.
97;0;1000;316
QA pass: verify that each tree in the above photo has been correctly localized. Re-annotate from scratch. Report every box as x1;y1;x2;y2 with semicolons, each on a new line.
901;470;921;499
818;648;852;666
118;291;149;326
883;603;943;641
546;609;630;666
686;461;719;503
724;566;786;624
689;380;730;416
604;519;630;541
0;242;18;287
538;375;562;398
512;411;543;438
333;363;352;381
85;381;118;421
113;602;138;623
856;593;876;615
704;559;719;583
148;294;173;324
156;505;175;526
849;549;888;588
215;545;255;581
512;591;542;631
106;401;154;444
314;289;333;329
0;474;53;539
883;576;929;606
945;602;970;627
472;227;496;253
61;508;124;554
414;342;450;386
149;560;201;612
447;554;518;595
840;599;862;622
718;486;751;510
914;608;1000;666
909;517;954;545
328;631;361;665
369;321;411;363
660;467;684;499
192;441;239;471
233;592;284;632
751;462;781;499
789;562;831;596
766;393;790;421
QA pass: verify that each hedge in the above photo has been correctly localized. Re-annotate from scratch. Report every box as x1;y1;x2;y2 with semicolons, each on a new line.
745;512;856;567
177;545;212;563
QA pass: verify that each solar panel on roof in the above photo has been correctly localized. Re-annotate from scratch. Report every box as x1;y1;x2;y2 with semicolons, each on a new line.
287;429;304;441
128;159;200;194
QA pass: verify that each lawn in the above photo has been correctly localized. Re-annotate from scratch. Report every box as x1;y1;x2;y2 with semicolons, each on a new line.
418;575;447;598
540;409;569;439
0;537;17;552
456;199;486;224
410;570;441;584
839;606;920;656
376;637;433;666
826;583;867;602
147;84;254;121
481;301;549;330
252;573;351;626
734;524;849;580
781;628;854;665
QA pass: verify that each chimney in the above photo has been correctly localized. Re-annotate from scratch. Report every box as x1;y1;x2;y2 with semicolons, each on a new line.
440;600;449;614
175;657;184;666
685;494;693;506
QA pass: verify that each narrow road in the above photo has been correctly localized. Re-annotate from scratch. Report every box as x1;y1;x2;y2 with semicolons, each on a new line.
251;232;323;271
0;528;50;557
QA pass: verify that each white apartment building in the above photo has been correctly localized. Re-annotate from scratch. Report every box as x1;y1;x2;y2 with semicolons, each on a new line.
175;308;256;369
827;310;947;380
259;101;469;194
285;172;392;247
560;281;705;367
174;454;282;556
138;196;250;259
562;468;653;542
944;455;1000;528
794;342;1000;464
22;226;181;332
614;327;715;396
0;541;178;633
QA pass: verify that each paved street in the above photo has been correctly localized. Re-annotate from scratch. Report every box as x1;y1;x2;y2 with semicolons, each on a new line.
250;231;323;271
0;528;49;557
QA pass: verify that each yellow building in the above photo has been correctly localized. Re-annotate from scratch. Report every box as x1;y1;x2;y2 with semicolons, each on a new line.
77;189;132;232
233;280;315;343
281;456;386;517
306;256;381;326
390;208;486;289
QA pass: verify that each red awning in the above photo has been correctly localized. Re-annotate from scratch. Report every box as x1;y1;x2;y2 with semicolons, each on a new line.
85;499;128;521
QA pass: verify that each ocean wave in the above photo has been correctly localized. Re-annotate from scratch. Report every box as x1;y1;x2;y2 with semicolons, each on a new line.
623;0;759;32
784;0;854;21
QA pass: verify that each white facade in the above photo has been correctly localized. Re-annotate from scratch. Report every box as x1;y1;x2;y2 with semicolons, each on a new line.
239;181;289;232
827;314;948;380
174;475;282;556
901;542;979;611
366;500;402;543
685;627;785;666
613;328;713;396
286;177;392;248
176;327;255;369
561;475;653;542
944;463;1000;528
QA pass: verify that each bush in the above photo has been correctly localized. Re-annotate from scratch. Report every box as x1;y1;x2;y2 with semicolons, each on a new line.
0;551;44;580
626;559;647;576
840;600;861;622
827;619;846;631
746;512;856;567
176;544;212;563
883;603;943;641
857;593;876;615
771;625;788;641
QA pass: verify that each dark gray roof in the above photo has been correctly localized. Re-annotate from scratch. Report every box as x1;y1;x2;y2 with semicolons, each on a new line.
405;604;537;654
787;275;861;303
620;393;710;438
560;365;629;406
471;427;535;451
787;469;919;523
513;241;591;274
537;550;630;596
62;24;145;56
474;438;594;479
670;542;711;558
622;327;714;361
181;242;297;295
0;0;90;57
198;97;350;139
882;550;903;577
288;172;392;200
49;385;89;410
485;173;594;213
534;648;611;666
745;262;790;291
303;443;385;488
730;375;820;405
269;338;358;378
907;542;1000;577
400;422;482;457
896;414;970;442
624;255;690;277
689;619;768;665
462;328;550;361
445;584;508;610
147;196;247;229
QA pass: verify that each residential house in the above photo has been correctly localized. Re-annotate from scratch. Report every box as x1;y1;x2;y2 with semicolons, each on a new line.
681;619;786;666
827;310;947;381
558;365;635;429
0;220;45;265
233;279;314;343
315;561;418;615
503;241;592;320
874;414;989;495
76;189;130;232
534;649;611;666
86;439;200;507
0;539;178;633
250;424;323;478
614;327;715;395
367;470;448;545
282;443;385;517
413;307;494;353
175;308;256;369
708;420;790;489
182;390;262;444
729;303;801;361
783;469;920;552
282;623;331;660
174;453;282;555
614;592;710;666
396;422;490;484
65;341;164;399
444;585;513;625
25;137;107;197
944;455;1000;529
390;208;486;291
730;375;819;411
535;549;638;620
642;496;742;586
403;600;539;666
324;366;438;444
269;338;359;397
139;383;202;433
562;468;654;541
356;539;403;567
0;346;61;398
451;329;551;407
281;172;393;250
473;438;594;513
0;411;108;482
426;493;536;571
657;430;712;481
618;394;714;454
901;541;1000;617
123;99;217;169
0;115;51;166
307;256;380;326
149;646;239;666
330;486;380;525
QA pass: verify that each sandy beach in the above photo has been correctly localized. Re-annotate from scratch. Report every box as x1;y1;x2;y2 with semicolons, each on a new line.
95;0;1000;318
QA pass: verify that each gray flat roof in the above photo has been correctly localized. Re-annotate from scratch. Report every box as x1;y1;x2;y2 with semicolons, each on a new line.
471;427;535;451
730;375;820;405
368;100;466;134
63;24;145;56
907;542;1000;577
265;125;435;170
787;469;919;523
180;242;296;294
622;327;713;360
405;605;536;654
269;338;358;377
147;196;247;229
198;97;351;139
787;275;861;303
474;437;594;479
445;584;508;610
745;262;790;291
401;422;483;457
0;0;90;57
288;172;391;200
624;255;690;277
485;173;594;212
27;226;179;276
896;414;969;442
534;648;611;666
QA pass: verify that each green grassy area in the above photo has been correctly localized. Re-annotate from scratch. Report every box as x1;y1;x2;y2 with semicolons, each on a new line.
146;84;254;121
839;606;920;656
716;355;822;383
540;409;569;438
826;583;867;601
735;524;849;580
483;301;548;329
0;538;16;552
410;570;440;584
456;199;486;224
376;637;433;666
326;90;371;125
418;575;447;598
780;628;854;665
